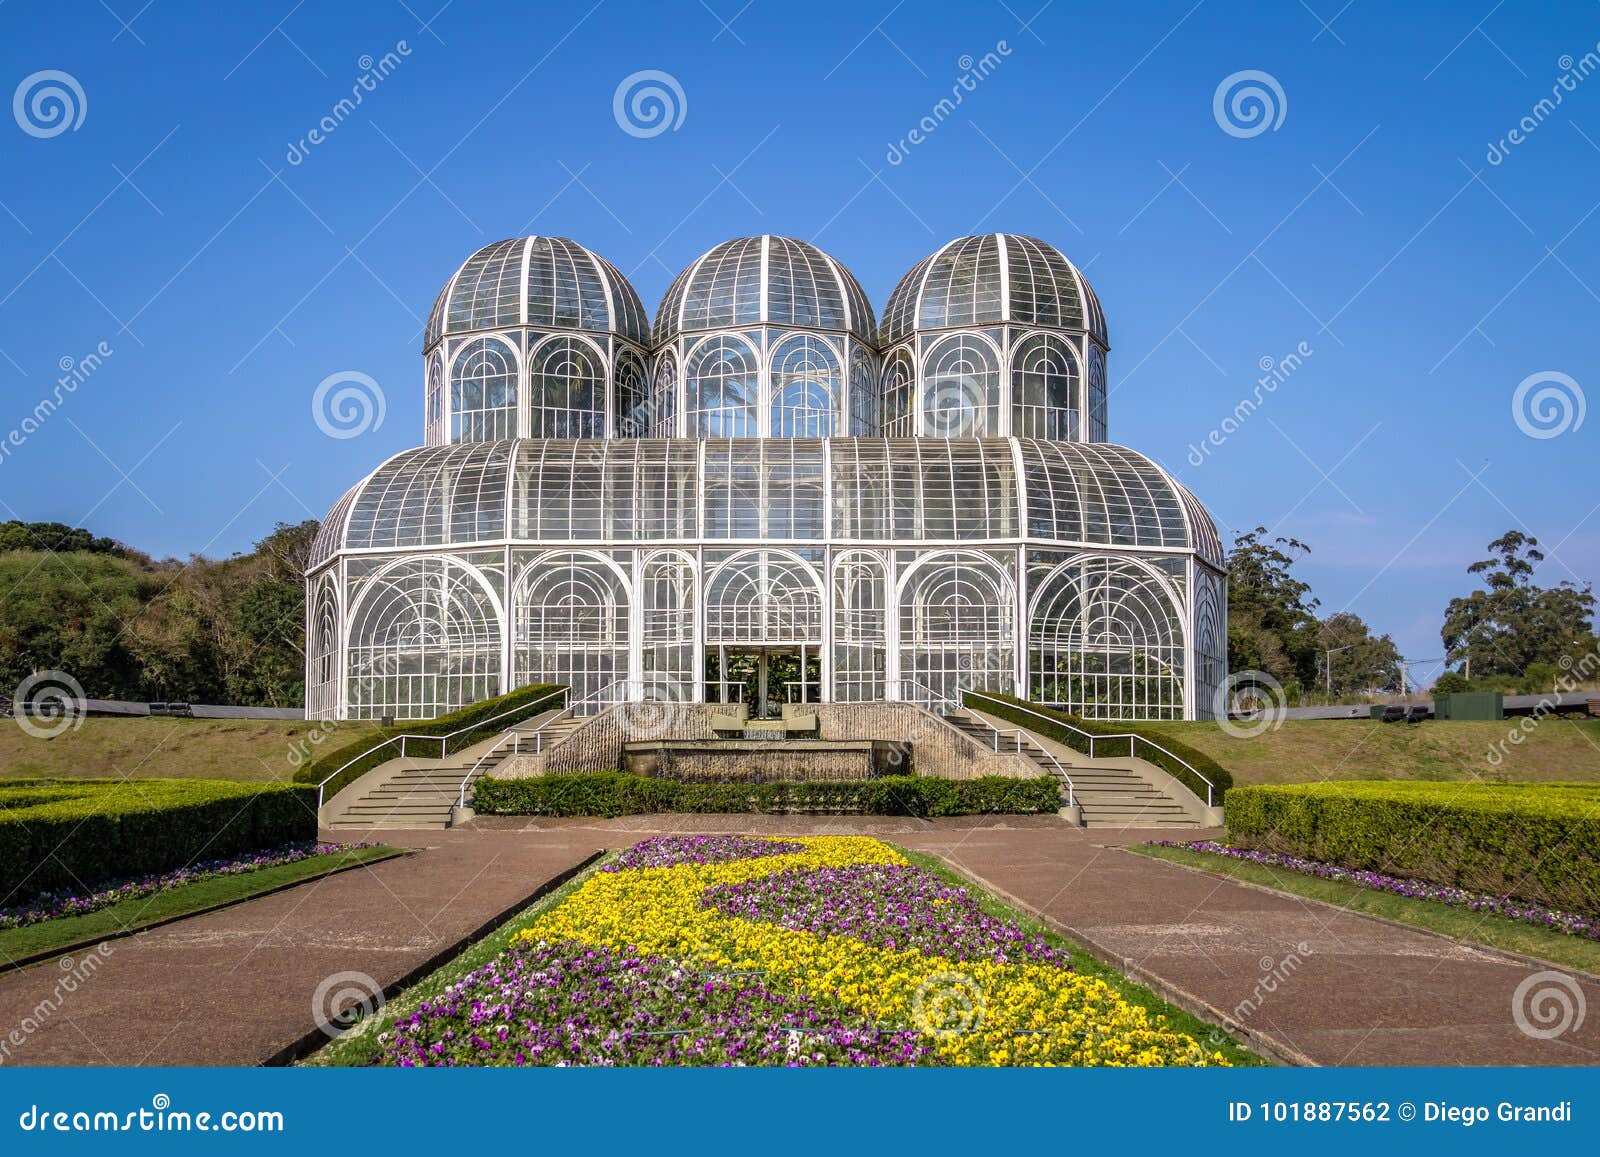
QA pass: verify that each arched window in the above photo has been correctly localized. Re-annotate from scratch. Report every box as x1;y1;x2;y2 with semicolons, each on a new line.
1011;333;1080;440
898;551;1014;704
528;336;604;439
641;551;696;698
513;552;629;704
612;349;647;438
1088;346;1108;442
450;336;518;442
705;551;823;644
921;334;1000;436
346;557;502;719
832;551;888;701
425;353;444;446
307;578;340;719
769;335;840;437
1029;555;1183;719
650;352;678;437
848;350;878;436
687;335;758;437
880;349;915;437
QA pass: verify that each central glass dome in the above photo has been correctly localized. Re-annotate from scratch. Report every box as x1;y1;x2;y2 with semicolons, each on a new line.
648;236;879;439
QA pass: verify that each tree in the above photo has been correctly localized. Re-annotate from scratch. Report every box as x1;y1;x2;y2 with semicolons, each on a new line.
1226;527;1320;690
1441;531;1597;677
1316;611;1401;694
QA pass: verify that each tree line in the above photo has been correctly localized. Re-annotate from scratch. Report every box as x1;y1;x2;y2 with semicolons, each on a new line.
1227;526;1598;701
0;519;314;708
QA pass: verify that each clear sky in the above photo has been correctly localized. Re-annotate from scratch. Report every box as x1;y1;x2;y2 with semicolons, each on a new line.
1;0;1596;678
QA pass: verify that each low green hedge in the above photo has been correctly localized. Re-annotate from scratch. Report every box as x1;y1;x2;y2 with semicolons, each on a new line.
964;692;1232;805
0;779;316;901
473;772;1063;818
1225;782;1600;914
296;683;565;802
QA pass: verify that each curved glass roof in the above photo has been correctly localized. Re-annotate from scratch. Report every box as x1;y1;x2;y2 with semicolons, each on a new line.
652;235;876;346
880;233;1107;347
313;438;1220;566
424;237;649;349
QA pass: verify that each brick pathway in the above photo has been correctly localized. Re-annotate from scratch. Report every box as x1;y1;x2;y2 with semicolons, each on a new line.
0;829;600;1066
5;817;1594;1066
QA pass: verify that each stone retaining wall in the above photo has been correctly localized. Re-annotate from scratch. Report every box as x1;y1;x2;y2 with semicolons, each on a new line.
496;702;1037;781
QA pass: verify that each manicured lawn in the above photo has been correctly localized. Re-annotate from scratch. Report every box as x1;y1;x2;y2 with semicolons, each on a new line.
308;837;1260;1067
0;717;384;783
1138;717;1600;785
0;843;405;968
1130;842;1600;975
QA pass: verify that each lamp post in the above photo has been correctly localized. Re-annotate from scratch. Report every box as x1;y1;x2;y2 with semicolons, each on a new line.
1323;643;1358;697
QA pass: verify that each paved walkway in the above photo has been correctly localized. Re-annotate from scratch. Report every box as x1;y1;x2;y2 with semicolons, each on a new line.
486;815;1600;1066
0;829;600;1066
5;817;1595;1066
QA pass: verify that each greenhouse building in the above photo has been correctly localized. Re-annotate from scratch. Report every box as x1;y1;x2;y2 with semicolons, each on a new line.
306;233;1227;722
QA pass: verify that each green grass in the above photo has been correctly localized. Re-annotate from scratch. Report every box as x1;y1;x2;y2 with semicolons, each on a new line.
0;843;405;968
1129;842;1600;976
305;852;610;1066
895;847;1266;1066
0;716;384;783
1137;717;1600;785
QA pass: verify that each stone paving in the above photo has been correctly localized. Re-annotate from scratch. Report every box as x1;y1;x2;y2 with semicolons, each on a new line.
2;816;1594;1066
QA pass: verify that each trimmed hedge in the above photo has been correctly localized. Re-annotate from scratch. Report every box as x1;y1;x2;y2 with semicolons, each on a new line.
296;683;565;802
0;779;316;901
964;692;1231;804
473;772;1063;818
1225;782;1600;914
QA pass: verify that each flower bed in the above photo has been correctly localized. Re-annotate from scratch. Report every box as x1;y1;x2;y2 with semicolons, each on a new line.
0;842;376;930
1155;840;1600;940
375;835;1225;1067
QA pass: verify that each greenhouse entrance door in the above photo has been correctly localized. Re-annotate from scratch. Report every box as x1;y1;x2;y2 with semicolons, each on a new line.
705;645;821;719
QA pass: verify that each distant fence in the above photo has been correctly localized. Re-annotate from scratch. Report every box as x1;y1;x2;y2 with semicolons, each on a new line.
1;696;304;721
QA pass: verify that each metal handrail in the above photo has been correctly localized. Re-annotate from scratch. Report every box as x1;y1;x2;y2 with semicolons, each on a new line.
453;676;685;809
316;689;567;809
893;679;1074;808
964;691;1215;807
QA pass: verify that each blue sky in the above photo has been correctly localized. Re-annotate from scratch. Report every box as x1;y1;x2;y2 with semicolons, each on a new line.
0;0;1596;676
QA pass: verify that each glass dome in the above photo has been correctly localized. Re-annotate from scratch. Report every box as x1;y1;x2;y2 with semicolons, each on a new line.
650;237;879;439
880;233;1105;346
420;237;650;446
424;236;648;349
652;235;875;346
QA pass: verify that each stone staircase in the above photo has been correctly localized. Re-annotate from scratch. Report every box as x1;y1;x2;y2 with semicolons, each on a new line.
942;710;1201;829
323;712;587;830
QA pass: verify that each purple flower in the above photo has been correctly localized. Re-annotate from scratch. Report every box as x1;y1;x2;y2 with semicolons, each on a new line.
603;835;806;872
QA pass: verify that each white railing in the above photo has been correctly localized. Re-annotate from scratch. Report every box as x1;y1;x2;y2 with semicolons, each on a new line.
964;691;1216;808
316;689;567;809
453;677;686;809
894;679;1075;808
